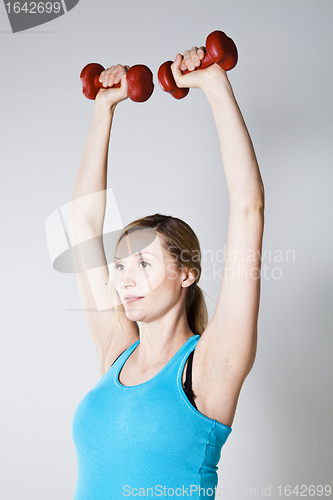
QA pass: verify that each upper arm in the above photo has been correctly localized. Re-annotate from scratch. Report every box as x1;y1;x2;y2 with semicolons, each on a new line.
196;201;265;386
69;221;139;373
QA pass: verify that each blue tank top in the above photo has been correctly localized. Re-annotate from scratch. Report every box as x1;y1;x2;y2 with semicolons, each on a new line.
72;334;232;499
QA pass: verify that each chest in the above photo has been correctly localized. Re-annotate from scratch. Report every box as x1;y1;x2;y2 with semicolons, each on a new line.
118;354;189;387
73;367;201;462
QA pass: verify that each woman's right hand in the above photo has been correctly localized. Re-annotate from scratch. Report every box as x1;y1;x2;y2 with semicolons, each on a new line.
95;64;130;108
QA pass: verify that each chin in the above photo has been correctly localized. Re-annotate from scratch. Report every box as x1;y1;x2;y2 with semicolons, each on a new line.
125;309;145;322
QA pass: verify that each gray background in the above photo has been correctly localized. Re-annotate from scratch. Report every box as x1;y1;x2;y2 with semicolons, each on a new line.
1;0;332;498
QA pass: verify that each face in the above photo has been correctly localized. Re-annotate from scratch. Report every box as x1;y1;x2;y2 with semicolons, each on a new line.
111;229;194;323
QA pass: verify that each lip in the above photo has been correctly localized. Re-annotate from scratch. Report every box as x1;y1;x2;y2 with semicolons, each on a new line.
124;296;143;303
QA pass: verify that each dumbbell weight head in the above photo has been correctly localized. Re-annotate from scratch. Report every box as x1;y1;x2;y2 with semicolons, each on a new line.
125;64;155;102
80;63;106;100
157;61;190;99
205;30;238;71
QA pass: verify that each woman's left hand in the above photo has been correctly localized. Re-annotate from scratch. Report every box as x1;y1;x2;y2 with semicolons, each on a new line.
170;46;228;90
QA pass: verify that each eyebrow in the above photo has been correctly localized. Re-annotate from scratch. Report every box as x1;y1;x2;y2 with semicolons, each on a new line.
114;251;156;260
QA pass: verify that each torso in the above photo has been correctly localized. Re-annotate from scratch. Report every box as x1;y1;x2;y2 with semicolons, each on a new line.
73;335;233;498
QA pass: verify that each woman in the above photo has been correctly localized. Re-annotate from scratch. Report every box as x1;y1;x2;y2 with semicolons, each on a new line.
69;46;265;499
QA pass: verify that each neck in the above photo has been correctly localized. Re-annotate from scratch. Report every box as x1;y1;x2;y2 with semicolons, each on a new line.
134;309;194;369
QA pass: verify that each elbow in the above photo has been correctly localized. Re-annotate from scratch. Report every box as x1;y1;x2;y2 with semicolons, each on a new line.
251;183;265;213
246;198;264;214
248;185;265;217
231;183;265;214
258;183;265;211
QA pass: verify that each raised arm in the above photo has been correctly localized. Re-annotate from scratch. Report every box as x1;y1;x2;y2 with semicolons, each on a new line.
69;65;139;376
171;48;265;426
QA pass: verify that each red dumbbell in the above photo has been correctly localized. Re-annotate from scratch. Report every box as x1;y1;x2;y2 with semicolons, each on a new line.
158;30;238;99
80;63;154;102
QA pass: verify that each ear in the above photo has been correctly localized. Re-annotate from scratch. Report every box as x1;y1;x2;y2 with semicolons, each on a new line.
181;268;197;289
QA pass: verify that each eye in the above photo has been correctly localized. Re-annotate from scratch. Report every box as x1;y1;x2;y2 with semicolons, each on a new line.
139;260;150;269
114;263;124;271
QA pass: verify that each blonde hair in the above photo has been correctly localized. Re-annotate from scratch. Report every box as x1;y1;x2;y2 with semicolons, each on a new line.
108;214;208;336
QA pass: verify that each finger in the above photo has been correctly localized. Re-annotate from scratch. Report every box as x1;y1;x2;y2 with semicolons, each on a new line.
180;56;187;72
102;65;126;87
171;53;184;78
115;70;128;87
182;48;198;71
100;67;116;87
182;49;193;71
99;66;115;87
106;71;116;87
102;64;127;87
198;46;206;60
113;65;127;85
190;47;201;68
106;64;122;86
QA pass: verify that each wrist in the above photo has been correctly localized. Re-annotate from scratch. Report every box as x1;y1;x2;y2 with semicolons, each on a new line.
94;101;116;117
201;73;233;100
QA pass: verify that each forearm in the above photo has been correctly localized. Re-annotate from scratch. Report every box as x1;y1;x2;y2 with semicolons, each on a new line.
202;75;264;209
69;102;116;227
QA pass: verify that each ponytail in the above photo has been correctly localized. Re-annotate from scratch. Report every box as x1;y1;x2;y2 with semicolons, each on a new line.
186;282;208;336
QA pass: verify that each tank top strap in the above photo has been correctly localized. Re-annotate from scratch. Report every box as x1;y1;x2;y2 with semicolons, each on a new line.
158;334;200;383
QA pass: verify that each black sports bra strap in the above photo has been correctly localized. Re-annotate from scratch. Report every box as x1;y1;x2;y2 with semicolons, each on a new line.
183;350;197;410
184;350;194;390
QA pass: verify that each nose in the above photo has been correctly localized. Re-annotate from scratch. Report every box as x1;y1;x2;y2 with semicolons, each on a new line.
115;265;136;291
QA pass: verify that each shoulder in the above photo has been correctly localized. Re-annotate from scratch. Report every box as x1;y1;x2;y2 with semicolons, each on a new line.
100;333;139;377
